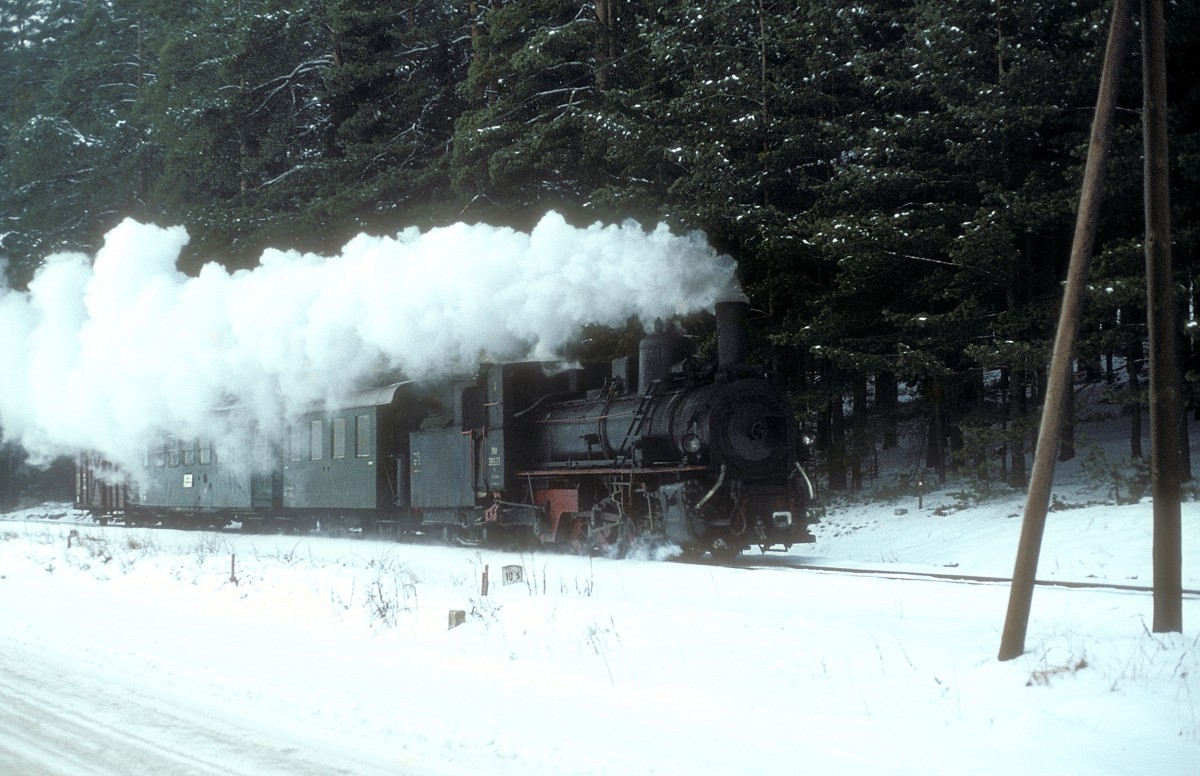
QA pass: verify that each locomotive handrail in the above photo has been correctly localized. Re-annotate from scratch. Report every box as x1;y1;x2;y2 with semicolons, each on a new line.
794;462;815;501
531;409;636;424
694;464;726;509
597;388;617;461
515;464;708;477
512;390;577;419
612;390;655;468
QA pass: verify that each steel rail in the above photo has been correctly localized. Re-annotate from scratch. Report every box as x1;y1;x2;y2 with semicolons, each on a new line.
675;555;1200;598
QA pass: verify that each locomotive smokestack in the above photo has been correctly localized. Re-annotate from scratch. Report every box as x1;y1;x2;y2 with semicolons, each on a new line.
716;300;749;371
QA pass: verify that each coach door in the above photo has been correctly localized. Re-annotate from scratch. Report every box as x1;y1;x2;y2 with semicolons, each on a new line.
250;430;282;509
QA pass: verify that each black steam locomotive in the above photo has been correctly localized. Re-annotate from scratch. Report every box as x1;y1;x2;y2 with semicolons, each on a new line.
77;301;814;556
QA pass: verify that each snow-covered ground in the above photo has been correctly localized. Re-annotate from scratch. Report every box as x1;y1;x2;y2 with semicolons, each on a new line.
1;471;1197;775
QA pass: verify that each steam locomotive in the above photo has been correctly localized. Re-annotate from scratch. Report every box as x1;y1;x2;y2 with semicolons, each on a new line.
76;301;814;556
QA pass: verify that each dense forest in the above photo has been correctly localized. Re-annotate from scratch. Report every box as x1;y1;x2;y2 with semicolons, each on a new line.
2;0;1199;503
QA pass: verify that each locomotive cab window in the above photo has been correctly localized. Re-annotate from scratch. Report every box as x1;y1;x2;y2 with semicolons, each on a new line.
310;419;324;460
356;414;371;457
332;417;347;459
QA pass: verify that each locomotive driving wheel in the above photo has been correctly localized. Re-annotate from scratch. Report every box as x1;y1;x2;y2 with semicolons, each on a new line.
710;539;743;559
589;516;630;557
582;499;631;558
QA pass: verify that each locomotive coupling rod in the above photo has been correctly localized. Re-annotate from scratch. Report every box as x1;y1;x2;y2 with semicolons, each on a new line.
695;464;727;509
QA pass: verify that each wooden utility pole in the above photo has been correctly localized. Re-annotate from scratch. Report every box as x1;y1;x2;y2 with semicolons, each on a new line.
1142;0;1184;633
998;0;1132;661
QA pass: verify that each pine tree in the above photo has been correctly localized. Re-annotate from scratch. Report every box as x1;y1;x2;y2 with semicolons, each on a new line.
0;0;105;281
144;0;339;266
314;0;470;238
451;0;648;223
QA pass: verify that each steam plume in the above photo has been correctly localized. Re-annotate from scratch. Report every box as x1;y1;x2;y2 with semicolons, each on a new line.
0;212;742;469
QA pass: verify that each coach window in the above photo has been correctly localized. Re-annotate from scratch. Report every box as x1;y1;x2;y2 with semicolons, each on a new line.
183;439;196;466
168;436;181;467
310;419;324;460
154;439;166;468
356;414;371;457
199;440;212;465
289;424;305;462
332;417;347;459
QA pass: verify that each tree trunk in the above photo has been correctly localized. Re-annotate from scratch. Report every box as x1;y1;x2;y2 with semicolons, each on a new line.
593;0;618;89
850;378;868;490
1128;341;1143;459
1059;375;1076;462
1181;411;1192;481
875;371;899;449
826;395;847;491
925;377;947;484
999;367;1010;480
1010;368;1027;487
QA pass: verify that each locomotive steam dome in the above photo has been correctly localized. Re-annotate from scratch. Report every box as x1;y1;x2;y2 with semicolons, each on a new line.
638;321;694;395
706;381;791;477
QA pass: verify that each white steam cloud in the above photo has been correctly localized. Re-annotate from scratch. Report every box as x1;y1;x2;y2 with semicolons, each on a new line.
0;212;742;469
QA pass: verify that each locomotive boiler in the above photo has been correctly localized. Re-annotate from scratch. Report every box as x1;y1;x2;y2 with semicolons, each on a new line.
500;301;813;554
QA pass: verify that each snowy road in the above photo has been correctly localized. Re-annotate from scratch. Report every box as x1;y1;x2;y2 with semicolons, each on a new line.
0;649;368;776
0;577;448;776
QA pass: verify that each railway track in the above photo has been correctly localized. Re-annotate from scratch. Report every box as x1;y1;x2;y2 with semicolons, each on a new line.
7;509;1199;598
676;552;1200;597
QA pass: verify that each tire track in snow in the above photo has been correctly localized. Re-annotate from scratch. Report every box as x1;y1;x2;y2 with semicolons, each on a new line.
0;604;439;776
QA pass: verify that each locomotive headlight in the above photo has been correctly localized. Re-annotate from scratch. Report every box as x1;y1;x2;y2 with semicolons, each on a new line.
772;511;793;529
682;433;703;454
